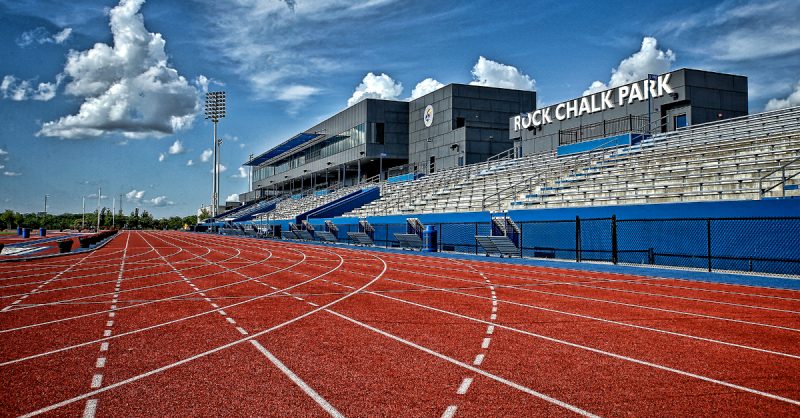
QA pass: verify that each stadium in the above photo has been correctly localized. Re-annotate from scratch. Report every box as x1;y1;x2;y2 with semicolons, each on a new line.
2;65;800;416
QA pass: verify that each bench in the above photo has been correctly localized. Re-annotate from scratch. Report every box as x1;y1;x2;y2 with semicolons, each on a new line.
475;235;520;257
394;233;423;250
315;231;338;242
347;232;374;246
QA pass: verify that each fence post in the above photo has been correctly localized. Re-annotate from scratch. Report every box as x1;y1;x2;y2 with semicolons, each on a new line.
519;223;523;258
707;219;712;272
575;216;581;262
475;222;479;255
611;215;618;265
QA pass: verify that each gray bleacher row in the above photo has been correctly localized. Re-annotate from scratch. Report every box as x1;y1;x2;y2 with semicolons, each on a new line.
346;106;800;216
264;184;366;220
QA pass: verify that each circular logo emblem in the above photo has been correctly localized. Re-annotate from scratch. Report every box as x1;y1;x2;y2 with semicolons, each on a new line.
423;105;434;127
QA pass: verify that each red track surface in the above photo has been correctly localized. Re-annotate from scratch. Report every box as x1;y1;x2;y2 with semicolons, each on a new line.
1;231;799;416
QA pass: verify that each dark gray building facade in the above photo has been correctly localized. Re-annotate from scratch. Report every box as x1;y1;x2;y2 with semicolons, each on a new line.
409;84;535;173
511;69;748;154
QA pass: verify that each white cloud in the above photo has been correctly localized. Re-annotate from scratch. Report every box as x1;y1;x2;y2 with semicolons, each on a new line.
0;148;7;155
52;28;73;44
347;72;403;107
200;149;213;163
765;81;800;111
226;193;239;202
231;167;248;179
186;159;194;166
409;78;444;100
16;27;72;47
584;37;675;95
126;189;145;202
1;75;59;101
36;0;199;139
212;164;227;173
0;165;4;169
86;193;108;199
469;56;535;91
167;139;185;155
147;195;174;206
3;171;22;177
158;153;165;162
276;84;321;102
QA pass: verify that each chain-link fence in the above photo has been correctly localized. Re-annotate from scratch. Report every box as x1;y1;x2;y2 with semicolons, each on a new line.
350;216;800;276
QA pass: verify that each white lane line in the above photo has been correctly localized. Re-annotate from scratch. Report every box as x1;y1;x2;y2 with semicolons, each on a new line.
481;338;491;349
250;340;345;418
211;303;219;308
359;286;800;407
99;342;108;352
236;327;248;335
218;310;227;316
490;314;496;320
102;330;111;337
105;321;113;327
90;374;103;389
328;309;597;417
441;405;458;418
457;377;473;395
82;399;97;418
225;317;236;324
108;312;115;318
486;325;495;335
308;302;319;307
491;306;497;313
473;354;484;366
95;358;106;368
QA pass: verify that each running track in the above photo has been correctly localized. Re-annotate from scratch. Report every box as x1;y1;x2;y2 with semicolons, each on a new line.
0;231;798;416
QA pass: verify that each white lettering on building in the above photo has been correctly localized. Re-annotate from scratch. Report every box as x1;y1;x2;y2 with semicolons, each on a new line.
514;74;674;131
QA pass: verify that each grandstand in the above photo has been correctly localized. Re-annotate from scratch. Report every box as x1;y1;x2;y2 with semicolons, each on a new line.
346;106;800;216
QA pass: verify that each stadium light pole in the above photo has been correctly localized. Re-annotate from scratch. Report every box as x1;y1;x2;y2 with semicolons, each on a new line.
81;196;85;230
647;73;657;135
205;91;226;219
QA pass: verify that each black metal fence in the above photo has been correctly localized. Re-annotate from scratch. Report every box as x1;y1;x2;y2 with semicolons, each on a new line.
331;216;800;276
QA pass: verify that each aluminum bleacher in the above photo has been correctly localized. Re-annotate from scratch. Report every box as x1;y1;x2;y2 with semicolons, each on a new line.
346;106;800;216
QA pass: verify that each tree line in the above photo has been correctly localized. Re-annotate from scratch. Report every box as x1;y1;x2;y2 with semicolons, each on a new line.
0;208;204;231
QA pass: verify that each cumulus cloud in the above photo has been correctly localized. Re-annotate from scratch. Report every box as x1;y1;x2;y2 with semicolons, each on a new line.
147;195;174;206
226;193;239;202
167;139;185;155
3;171;22;177
126;189;145;202
347;72;403;106
16;27;72;47
158;153;165;162
409;78;445;100
1;75;60;101
36;0;199;139
583;37;675;95
0;148;7;155
469;56;535;91
186;159;194;166
200;149;213;163
231;167;248;179
212;164;227;173
765;81;800;111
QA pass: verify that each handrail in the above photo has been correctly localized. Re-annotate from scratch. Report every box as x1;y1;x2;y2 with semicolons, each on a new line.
487;147;516;162
759;155;800;197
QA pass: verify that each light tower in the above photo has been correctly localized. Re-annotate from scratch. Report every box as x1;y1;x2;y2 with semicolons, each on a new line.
204;91;226;218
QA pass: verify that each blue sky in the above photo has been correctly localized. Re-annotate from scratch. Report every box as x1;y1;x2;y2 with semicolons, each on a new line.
1;0;798;217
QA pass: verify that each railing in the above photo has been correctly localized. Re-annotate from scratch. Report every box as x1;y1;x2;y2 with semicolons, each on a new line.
759;155;800;198
558;114;649;146
487;147;516;162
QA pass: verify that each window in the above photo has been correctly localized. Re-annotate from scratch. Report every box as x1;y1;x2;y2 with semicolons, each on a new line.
372;122;385;144
429;156;435;173
674;114;687;128
455;117;465;129
457;155;464;167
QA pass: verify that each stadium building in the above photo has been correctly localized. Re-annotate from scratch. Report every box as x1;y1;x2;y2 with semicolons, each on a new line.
207;67;798;277
241;68;746;204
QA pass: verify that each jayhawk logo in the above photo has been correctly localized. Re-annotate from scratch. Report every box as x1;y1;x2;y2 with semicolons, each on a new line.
424;105;434;127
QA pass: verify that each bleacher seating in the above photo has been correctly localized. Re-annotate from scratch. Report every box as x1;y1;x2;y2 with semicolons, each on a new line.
345;106;800;216
219;197;282;222
268;184;368;220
